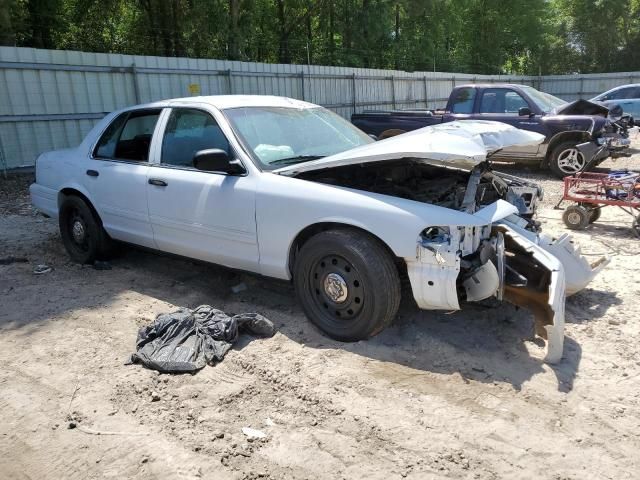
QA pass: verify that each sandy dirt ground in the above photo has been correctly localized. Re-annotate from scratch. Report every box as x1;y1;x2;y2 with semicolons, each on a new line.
1;146;640;480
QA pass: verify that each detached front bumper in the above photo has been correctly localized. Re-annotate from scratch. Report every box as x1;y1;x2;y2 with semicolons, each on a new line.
406;217;606;363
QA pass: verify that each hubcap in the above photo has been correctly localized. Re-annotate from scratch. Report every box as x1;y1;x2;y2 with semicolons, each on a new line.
310;254;364;320
323;272;348;303
72;220;86;243
557;148;586;174
567;212;582;225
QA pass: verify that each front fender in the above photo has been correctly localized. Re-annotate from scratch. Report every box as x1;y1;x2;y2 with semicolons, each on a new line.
255;173;488;279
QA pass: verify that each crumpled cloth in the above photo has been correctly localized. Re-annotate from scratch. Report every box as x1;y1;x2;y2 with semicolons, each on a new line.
128;305;276;373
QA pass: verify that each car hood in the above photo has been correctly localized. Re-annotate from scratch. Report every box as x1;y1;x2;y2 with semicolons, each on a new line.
273;120;544;176
552;99;610;117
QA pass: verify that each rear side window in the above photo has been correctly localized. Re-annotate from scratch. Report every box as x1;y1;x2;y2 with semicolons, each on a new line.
94;113;127;159
161;108;230;167
450;88;476;114
94;109;161;161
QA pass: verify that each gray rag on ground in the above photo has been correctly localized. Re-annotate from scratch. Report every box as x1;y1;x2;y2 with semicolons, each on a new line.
128;305;276;373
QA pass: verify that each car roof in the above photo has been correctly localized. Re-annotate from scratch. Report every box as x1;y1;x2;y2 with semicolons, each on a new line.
456;83;532;89
602;83;640;93
125;95;318;111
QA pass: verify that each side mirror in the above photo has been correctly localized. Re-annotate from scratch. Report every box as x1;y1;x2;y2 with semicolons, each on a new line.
193;149;245;175
518;106;533;117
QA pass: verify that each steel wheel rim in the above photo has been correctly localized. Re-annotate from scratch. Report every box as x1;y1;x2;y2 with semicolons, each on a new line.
557;148;586;174
68;208;90;252
310;254;364;321
567;211;582;225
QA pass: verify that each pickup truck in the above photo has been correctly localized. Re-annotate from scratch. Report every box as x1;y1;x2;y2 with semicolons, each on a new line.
352;83;632;178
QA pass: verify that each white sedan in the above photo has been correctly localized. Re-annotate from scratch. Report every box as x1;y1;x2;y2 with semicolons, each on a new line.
30;95;607;362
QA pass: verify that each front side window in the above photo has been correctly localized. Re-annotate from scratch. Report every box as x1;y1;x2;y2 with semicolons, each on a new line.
602;88;629;100
616;87;640;99
450;88;476;114
94;109;161;161
223;106;372;170
628;87;640;99
161;109;230;167
479;89;529;113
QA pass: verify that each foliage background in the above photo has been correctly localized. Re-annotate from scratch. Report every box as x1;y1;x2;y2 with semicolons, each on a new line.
1;0;639;75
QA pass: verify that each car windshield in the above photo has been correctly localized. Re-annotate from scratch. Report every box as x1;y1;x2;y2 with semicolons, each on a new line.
223;106;373;169
521;86;567;113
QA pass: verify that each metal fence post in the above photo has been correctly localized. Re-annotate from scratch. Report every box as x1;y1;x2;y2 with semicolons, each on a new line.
391;75;396;109
579;77;584;98
352;73;357;114
424;75;428;108
0;138;7;178
300;70;305;100
227;69;233;94
130;63;141;103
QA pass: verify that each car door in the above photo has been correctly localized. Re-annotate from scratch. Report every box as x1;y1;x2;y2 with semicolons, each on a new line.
146;106;259;272
477;88;542;159
86;108;162;248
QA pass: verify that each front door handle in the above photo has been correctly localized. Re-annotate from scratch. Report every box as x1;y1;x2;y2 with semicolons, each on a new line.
86;169;99;177
148;178;168;187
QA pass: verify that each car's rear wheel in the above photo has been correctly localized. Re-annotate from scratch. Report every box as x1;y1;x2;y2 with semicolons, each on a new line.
59;195;112;264
293;229;401;341
549;141;587;178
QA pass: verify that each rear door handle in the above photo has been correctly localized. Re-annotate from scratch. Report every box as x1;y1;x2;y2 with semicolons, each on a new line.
86;169;99;177
148;178;168;187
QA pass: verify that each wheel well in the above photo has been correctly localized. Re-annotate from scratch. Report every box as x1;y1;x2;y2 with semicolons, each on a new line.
288;222;402;278
58;188;103;225
544;131;590;166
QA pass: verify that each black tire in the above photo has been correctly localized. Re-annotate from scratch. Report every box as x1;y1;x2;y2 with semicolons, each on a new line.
562;204;590;230
293;229;401;341
549;141;587;179
578;203;601;223
59;195;112;264
632;215;640;239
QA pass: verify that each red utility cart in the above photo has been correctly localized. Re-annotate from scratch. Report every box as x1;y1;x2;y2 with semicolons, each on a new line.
555;171;640;238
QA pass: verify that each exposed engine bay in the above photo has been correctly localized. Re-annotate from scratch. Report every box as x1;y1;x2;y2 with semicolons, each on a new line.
296;159;542;222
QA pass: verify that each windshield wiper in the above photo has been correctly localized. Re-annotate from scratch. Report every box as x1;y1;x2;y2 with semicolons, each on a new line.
269;155;324;166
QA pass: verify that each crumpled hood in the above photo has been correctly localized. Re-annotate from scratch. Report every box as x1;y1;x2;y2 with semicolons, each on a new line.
274;120;545;175
552;99;610;117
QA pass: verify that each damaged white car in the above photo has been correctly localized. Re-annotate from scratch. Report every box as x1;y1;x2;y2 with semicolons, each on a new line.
30;96;608;362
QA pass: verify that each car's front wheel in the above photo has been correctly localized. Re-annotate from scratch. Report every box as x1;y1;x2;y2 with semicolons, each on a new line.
59;195;112;264
293;229;401;341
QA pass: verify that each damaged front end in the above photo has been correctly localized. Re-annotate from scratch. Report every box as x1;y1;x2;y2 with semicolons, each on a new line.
406;164;607;364
280;121;607;362
407;210;566;363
